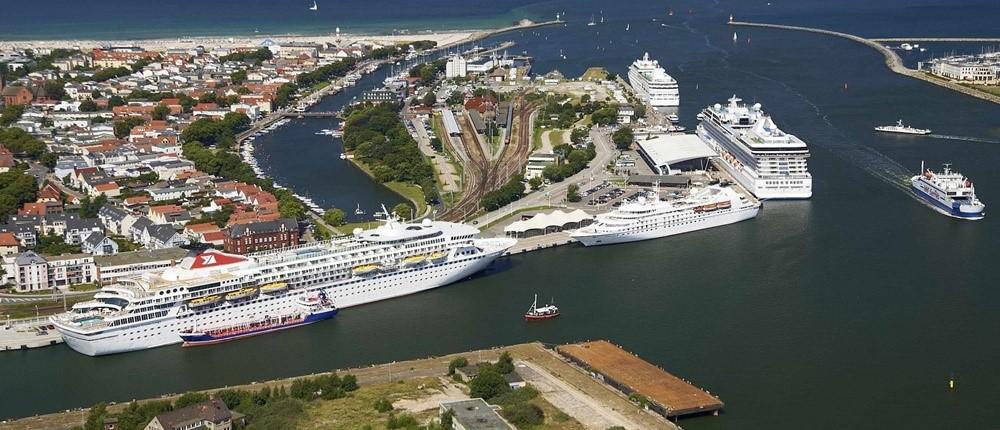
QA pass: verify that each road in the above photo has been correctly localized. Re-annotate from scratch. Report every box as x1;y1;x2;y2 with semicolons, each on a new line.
408;118;460;192
474;126;617;226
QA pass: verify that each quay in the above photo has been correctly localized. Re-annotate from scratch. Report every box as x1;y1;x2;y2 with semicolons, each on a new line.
2;342;678;430
1;316;62;351
279;111;339;118
869;37;1000;42
728;21;1000;105
558;340;725;419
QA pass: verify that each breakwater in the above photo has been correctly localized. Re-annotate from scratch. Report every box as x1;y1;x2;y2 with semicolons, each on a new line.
728;21;1000;105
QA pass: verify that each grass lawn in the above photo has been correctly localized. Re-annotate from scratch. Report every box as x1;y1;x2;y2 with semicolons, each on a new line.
347;158;428;218
579;67;610;81
69;283;99;292
311;81;331;92
0;296;92;319
964;84;1000;97
297;377;443;430
532;125;544;152
532;397;587;430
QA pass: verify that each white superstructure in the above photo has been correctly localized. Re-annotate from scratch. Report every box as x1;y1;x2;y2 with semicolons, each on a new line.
697;96;812;199
911;162;985;220
51;217;516;356
875;120;931;135
628;53;680;107
570;186;759;246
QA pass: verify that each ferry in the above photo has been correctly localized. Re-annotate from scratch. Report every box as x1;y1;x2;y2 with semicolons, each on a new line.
570;185;760;246
875;120;931;135
179;294;337;347
628;53;680;107
524;294;559;320
51;213;516;356
911;162;985;220
696;95;812;199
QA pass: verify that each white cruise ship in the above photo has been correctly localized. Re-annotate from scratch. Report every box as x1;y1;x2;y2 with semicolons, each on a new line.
696;96;812;199
570;186;759;246
628;53;680;107
51;217;516;356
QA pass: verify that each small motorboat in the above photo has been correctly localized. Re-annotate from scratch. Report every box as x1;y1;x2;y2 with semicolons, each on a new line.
524;294;560;321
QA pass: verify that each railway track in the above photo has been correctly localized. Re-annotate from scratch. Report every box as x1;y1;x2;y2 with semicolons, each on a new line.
439;96;535;222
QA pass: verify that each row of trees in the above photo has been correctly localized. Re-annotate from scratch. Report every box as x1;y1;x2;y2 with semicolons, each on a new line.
220;48;274;64
296;57;357;88
541;143;597;183
179;113;251;148
342;103;439;204
0;127;57;167
481;175;525;212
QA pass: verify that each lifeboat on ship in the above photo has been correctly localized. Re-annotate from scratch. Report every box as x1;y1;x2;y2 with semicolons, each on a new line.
718;200;732;209
402;254;427;267
225;287;258;302
260;282;289;295
188;295;222;309
352;264;381;276
428;251;448;263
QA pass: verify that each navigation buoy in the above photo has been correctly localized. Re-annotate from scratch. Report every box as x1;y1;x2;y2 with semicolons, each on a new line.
949;374;956;390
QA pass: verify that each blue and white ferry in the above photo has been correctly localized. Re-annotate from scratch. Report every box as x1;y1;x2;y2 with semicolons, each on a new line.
911;162;985;220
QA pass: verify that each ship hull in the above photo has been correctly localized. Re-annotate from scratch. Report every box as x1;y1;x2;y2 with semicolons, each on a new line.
180;309;338;347
55;241;513;356
911;180;985;220
572;204;759;246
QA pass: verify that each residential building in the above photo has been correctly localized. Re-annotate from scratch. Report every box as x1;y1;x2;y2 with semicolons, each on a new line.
81;232;119;256
439;399;513;430
142;224;189;249
144;399;237;430
148;204;190;226
98;205;137;236
445;55;468;79
2;251;97;292
224;218;299;254
0;232;20;255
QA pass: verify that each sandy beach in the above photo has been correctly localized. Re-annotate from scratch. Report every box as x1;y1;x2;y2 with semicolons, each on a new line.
0;30;484;52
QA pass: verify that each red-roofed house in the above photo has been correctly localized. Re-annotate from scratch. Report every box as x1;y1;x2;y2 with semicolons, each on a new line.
0;232;20;255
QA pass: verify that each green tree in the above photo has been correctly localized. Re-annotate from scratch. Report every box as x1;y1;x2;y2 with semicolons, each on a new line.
114;117;146;139
78;99;98;112
567;184;581;202
570;127;590;145
374;397;393;412
469;367;510;400
591;106;618;126
43;80;67;100
447;356;468;375
446;91;464;106
422;92;437;107
107;95;126;108
231;69;248;85
323;208;346;226
174;392;210;409
528;176;543;190
393;203;412;220
501;402;544;427
40;152;58;169
83;402;109;430
0;105;26;127
495;351;514;375
612;127;634;151
151;104;171;121
429;136;443;152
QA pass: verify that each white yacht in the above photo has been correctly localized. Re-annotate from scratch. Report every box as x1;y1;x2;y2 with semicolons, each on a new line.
911;162;985;220
697;96;812;199
51;216;516;356
628;53;680;107
875;120;931;135
570;186;759;246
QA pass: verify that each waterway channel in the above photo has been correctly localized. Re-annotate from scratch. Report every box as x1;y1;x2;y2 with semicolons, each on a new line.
3;1;1000;429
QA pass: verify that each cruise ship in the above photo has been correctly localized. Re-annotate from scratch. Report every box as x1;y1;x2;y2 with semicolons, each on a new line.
628;53;680;107
911;162;985;220
51;217;516;356
570;186;759;246
696;96;812;199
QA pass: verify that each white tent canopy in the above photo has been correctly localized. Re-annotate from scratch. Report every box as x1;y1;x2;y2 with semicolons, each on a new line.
504;209;593;235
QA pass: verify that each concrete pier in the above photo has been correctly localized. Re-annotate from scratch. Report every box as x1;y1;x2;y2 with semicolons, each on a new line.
728;21;1000;105
1;317;63;351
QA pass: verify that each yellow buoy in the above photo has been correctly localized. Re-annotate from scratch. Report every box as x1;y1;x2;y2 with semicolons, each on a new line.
949;375;956;390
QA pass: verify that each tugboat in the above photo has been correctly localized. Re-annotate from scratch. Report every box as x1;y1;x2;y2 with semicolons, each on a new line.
524;294;560;321
179;293;338;347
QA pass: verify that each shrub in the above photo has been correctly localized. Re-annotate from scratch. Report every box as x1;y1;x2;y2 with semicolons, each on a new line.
374;397;393;413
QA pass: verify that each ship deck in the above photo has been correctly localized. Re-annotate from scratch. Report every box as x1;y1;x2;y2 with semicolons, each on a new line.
557;340;724;418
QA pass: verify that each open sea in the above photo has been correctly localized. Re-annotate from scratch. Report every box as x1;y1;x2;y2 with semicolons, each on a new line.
3;1;1000;429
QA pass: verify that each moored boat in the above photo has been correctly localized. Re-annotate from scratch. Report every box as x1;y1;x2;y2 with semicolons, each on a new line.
524;294;559;321
179;294;338;347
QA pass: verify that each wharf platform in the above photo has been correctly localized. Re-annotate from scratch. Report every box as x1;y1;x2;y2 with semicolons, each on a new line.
1;317;62;351
558;340;724;419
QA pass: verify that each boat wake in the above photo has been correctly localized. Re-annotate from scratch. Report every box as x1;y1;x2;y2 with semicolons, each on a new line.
927;134;1000;145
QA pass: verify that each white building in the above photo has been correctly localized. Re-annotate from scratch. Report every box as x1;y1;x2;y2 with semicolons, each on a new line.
445;55;468;79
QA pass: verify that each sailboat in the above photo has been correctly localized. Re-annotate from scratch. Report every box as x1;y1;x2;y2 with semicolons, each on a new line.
524;294;560;321
354;203;365;215
309;0;318;11
625;23;630;31
587;14;596;26
733;31;738;42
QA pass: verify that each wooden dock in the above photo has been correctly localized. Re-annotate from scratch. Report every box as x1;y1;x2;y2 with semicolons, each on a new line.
557;340;724;418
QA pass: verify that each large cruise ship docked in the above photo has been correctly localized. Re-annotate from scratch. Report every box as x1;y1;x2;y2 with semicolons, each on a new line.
628;53;680;107
51;217;516;356
570;186;759;246
696;96;812;199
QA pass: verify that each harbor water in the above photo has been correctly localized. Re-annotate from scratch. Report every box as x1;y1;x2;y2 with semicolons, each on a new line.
3;1;1000;429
